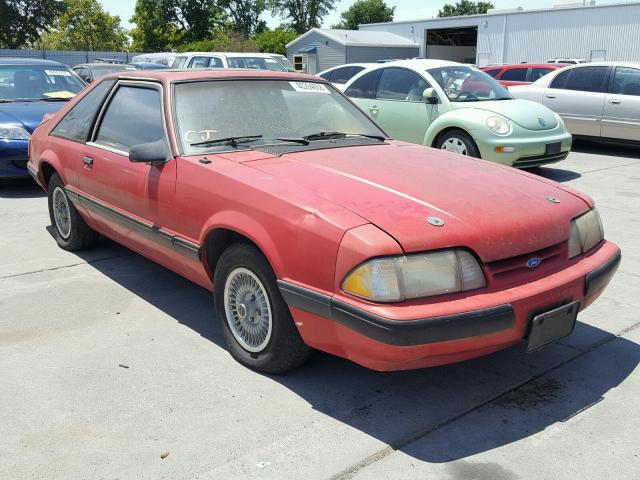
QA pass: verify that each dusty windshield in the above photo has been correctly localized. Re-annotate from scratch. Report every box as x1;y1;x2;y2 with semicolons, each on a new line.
174;79;385;155
0;65;85;101
428;66;512;102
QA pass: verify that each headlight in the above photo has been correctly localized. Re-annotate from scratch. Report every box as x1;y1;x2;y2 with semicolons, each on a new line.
486;116;512;136
0;124;31;140
342;249;486;303
568;208;604;259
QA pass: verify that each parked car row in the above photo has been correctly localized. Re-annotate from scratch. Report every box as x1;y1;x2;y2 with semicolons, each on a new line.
18;67;620;374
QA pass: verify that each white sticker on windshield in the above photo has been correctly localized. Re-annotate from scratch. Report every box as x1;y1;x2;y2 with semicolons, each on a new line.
45;70;72;77
289;81;330;93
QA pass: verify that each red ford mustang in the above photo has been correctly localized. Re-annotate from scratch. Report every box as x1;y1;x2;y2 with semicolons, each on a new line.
27;70;621;373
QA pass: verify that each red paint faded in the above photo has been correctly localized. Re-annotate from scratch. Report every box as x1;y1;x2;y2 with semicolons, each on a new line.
28;69;620;371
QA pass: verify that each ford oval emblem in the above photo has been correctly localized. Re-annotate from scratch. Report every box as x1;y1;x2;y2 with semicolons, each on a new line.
538;117;547;128
527;257;542;269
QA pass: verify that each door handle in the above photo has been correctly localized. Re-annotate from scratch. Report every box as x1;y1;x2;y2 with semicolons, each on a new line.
369;105;379;114
609;99;622;104
81;156;93;168
545;94;556;99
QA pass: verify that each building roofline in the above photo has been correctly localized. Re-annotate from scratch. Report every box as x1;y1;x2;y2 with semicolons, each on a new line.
359;1;640;27
285;27;419;48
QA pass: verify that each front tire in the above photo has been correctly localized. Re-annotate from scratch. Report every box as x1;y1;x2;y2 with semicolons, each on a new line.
47;173;98;251
436;129;480;158
214;243;313;373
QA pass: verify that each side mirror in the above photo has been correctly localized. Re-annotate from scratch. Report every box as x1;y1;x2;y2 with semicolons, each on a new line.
129;140;171;166
423;87;439;104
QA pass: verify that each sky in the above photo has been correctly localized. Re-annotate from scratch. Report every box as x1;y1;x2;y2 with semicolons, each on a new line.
100;0;619;30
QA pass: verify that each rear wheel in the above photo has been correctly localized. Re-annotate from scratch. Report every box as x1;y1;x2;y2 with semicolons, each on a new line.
47;173;98;251
214;243;313;373
437;129;480;158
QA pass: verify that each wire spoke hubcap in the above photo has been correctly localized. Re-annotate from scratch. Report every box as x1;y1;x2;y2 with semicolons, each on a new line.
52;187;71;239
441;137;468;155
224;267;272;353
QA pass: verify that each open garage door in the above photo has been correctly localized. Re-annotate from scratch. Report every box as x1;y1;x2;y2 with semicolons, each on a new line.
425;27;478;64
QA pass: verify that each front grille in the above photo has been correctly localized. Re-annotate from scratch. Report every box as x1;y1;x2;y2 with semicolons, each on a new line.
486;242;566;286
513;151;569;169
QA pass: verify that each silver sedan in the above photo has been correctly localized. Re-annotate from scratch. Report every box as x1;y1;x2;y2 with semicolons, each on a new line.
510;62;640;142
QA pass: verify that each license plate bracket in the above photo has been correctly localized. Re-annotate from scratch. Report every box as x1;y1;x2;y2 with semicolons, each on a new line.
527;301;579;352
545;141;562;155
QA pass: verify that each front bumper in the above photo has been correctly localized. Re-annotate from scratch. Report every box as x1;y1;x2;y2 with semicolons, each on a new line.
472;127;572;168
0;140;30;179
280;241;620;371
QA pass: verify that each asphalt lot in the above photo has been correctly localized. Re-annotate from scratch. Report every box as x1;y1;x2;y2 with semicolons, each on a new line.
1;140;639;480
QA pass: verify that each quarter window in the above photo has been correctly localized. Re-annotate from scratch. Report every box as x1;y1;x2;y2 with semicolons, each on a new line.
52;80;115;142
172;57;187;69
499;68;527;82
331;66;364;84
610;67;640;96
376;68;430;102
344;69;382;99
94;85;164;152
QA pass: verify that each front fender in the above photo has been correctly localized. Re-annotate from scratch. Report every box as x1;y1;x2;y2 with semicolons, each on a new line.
424;109;489;147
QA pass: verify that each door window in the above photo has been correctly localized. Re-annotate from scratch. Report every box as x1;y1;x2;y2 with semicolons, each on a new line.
52;80;115;142
483;68;502;78
564;66;609;93
550;69;571;89
344;69;382;99
376;68;430;102
610;67;640;96
188;57;210;68
499;68;527;82
94;85;164;152
209;57;223;68
530;68;554;82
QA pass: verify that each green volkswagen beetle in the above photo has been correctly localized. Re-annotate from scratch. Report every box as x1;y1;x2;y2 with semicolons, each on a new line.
341;60;572;168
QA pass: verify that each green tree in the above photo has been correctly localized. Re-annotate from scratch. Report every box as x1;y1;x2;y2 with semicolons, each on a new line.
333;0;394;30
269;0;335;34
221;0;267;37
0;0;66;48
253;27;297;55
177;30;258;52
130;0;225;52
438;0;494;17
44;0;128;51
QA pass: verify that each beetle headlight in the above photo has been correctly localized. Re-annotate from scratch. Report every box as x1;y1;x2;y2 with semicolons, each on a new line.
486;116;512;136
0;124;31;140
342;249;486;303
569;208;604;259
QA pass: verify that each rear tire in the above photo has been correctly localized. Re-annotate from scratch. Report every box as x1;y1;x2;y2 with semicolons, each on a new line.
47;173;98;251
436;129;480;158
214;243;313;373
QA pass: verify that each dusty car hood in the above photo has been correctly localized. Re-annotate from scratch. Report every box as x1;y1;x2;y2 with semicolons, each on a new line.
248;142;590;262
454;98;559;131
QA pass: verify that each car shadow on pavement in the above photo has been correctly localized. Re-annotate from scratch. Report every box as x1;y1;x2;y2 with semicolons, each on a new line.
0;178;46;198
80;241;639;465
572;138;640;159
527;166;581;182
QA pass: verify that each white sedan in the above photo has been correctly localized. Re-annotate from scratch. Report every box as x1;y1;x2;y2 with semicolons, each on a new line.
510;62;640;142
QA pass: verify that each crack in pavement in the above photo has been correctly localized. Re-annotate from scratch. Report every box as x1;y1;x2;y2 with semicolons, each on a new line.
329;320;640;480
0;252;135;280
578;160;640;176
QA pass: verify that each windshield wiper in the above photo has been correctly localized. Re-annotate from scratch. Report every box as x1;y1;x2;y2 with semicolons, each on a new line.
303;131;386;142
0;99;15;103
190;135;263;147
39;97;70;102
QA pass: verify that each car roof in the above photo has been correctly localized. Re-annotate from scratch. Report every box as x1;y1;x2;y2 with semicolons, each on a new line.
0;57;68;67
174;52;277;58
98;69;320;83
487;63;565;68
375;59;467;69
565;61;640;68
75;63;136;69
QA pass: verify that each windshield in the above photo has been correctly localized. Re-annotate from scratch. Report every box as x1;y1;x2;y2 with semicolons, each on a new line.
428;66;512;102
175;79;385;155
0;65;85;101
227;57;287;72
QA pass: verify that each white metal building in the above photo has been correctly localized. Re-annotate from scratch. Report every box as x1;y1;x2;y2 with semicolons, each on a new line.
358;1;640;66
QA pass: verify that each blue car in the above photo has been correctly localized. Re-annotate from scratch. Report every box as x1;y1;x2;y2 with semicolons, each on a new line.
0;58;85;179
